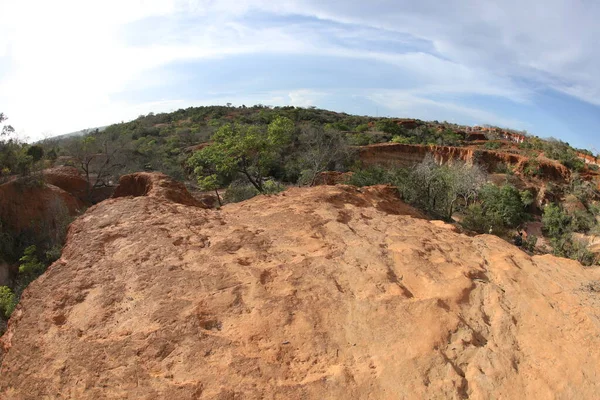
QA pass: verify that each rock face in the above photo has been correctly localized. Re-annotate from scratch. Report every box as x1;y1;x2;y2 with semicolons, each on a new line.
2;175;600;399
0;177;83;235
42;166;89;202
359;143;572;182
113;172;205;208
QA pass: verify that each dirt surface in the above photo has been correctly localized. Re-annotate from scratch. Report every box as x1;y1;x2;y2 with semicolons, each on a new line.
2;174;600;399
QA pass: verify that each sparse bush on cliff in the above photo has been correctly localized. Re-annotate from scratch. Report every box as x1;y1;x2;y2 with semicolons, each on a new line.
462;203;506;234
346;157;486;220
568;175;599;204
223;181;259;204
402;156;486;220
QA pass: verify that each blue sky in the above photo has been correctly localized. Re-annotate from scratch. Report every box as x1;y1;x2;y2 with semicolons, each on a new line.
1;0;600;152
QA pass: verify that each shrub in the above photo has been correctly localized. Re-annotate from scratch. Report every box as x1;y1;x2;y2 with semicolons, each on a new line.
570;210;595;233
223;182;259;204
523;160;541;177
462;203;505;234
18;245;45;277
0;286;16;319
354;124;369;133
478;184;530;228
542;204;571;238
345;166;397;187
262;180;286;194
484;141;502;150
391;135;414;144
347;133;374;146
26;145;44;162
551;235;597;266
402;157;486;220
524;234;538;252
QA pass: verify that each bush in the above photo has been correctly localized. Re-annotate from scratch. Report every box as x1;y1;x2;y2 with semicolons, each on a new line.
18;245;45;277
523;160;541;177
478;184;530;228
484;141;502;150
391;135;414;144
570;210;595;233
223;182;259;204
524;235;538;252
345;166;396;187
354;124;369;133
262;180;286;195
542;204;571;238
347;133;374;146
462;203;505;234
402;157;486;220
0;286;16;319
551;235;597;266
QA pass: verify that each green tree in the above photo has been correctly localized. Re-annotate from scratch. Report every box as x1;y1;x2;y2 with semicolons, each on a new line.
26;145;44;162
478;184;530;228
188;116;294;193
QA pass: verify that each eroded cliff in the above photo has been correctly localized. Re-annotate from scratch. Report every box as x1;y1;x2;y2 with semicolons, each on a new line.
359;143;572;182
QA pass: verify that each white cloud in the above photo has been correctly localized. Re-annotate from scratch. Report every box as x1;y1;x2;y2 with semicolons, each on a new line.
1;0;598;140
368;90;528;130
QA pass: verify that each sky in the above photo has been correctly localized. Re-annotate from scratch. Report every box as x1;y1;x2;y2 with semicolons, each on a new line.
1;0;600;151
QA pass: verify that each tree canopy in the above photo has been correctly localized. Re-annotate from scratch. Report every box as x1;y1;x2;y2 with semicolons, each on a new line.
188;116;295;193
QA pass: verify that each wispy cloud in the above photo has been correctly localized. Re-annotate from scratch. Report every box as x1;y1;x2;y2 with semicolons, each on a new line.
0;0;599;145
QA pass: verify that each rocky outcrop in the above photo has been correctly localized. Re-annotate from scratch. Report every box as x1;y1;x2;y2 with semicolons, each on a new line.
113;172;206;208
42;166;89;202
2;178;600;399
0;177;83;235
359;143;572;182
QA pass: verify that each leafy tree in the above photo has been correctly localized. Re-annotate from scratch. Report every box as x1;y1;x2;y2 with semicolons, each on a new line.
478;184;531;228
0;113;15;137
188;116;294;192
461;184;531;234
26;145;44;162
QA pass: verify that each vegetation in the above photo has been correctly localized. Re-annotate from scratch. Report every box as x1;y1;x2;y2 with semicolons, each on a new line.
187;116;294;194
542;204;597;266
0;286;16;318
347;157;486;220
